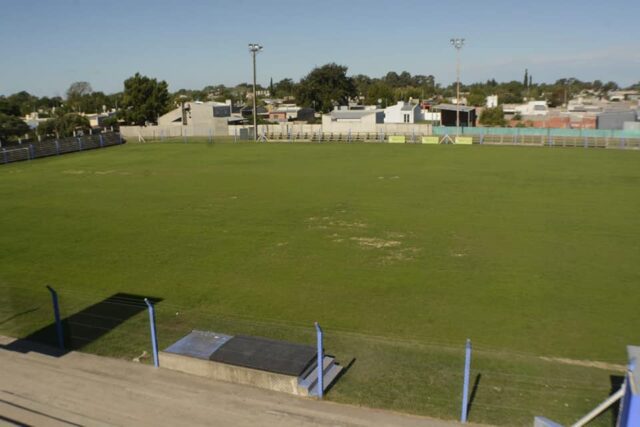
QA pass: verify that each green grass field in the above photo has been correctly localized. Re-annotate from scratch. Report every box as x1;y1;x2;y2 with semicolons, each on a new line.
1;140;639;425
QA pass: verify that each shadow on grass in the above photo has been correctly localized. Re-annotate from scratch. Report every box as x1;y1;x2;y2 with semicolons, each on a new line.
1;293;161;357
609;375;625;426
0;307;42;327
325;357;356;395
467;373;482;419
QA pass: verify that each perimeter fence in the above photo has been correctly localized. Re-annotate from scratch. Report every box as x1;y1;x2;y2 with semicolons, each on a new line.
0;283;624;426
123;126;640;151
0;132;124;165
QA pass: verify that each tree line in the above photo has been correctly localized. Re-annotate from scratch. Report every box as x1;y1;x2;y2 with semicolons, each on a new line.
1;64;638;141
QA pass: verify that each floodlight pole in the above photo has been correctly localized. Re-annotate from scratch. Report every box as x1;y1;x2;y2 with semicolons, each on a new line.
450;38;465;141
249;43;263;141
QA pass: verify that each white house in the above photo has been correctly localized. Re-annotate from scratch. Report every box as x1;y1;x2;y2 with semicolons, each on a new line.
503;101;548;117
486;95;498;108
383;101;421;124
158;101;233;133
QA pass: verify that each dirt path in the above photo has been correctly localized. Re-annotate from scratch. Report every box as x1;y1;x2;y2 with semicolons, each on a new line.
0;336;475;427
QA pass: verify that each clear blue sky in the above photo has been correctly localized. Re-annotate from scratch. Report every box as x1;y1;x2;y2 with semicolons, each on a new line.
1;0;638;97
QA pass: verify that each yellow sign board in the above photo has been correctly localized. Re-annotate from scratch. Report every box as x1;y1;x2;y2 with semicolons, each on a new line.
388;135;406;143
421;136;440;144
455;137;473;145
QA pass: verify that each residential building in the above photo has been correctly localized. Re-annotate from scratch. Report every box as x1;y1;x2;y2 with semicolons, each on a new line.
267;104;303;122
157;101;234;133
321;106;384;132
384;101;421;124
432;104;476;127
597;110;638;130
486;95;498;108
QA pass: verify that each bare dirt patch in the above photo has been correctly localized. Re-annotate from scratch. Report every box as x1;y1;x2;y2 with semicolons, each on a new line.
539;356;626;372
350;237;402;249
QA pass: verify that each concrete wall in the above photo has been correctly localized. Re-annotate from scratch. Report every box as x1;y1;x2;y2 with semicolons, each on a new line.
159;351;308;396
121;122;228;140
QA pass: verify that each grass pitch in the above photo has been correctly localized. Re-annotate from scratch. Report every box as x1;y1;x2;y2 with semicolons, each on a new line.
1;140;639;425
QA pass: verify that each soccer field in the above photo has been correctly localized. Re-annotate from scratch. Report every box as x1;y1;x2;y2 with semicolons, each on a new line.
1;140;639;425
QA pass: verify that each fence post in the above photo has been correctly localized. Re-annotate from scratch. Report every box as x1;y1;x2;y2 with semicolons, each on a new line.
99;134;104;147
144;298;159;367
29;144;34;160
2;148;7;164
209;128;213;144
315;322;324;399
461;338;472;423
234;128;237;143
46;285;64;350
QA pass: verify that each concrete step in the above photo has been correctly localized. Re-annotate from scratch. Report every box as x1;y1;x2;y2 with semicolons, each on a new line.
298;356;334;389
298;356;343;395
307;364;343;397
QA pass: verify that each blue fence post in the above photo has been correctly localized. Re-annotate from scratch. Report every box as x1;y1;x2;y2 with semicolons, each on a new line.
2;148;7;164
29;144;34;160
46;285;64;350
208;128;213;144
118;132;123;144
480;134;484;145
99;134;104;147
315;322;324;399
144;298;159;367
77;138;82;151
55;140;60;155
461;338;472;423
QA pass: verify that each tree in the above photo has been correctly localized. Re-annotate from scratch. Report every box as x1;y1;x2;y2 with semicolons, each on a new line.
0;98;21;116
66;82;93;112
7;91;38;116
523;69;528;88
547;87;566;107
0;113;30;141
38;113;90;137
269;77;274;97
467;90;487;107
479;106;506;126
273;78;296;97
120;73;170;125
352;74;372;97
296;63;356;112
66;81;93;99
364;81;394;107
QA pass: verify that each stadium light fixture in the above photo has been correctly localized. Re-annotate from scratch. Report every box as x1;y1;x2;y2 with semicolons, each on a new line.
248;43;263;141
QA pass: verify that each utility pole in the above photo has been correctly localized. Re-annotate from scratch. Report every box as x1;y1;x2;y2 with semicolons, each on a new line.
248;43;263;141
450;38;465;140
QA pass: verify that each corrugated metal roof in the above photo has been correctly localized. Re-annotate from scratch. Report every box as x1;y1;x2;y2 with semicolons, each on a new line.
330;110;380;119
433;104;476;112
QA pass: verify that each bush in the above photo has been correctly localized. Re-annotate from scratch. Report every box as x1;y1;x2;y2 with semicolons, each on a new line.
479;106;506;126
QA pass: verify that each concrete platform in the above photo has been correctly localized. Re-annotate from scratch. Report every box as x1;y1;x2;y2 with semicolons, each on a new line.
159;330;342;396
